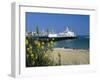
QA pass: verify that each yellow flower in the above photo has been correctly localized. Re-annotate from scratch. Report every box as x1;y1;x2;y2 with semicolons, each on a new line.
31;53;34;58
41;46;44;49
37;41;40;48
34;40;38;45
42;41;44;45
27;48;30;52
25;39;28;45
29;44;32;50
50;41;53;44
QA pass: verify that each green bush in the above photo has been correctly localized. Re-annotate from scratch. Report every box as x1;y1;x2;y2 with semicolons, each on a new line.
26;35;55;67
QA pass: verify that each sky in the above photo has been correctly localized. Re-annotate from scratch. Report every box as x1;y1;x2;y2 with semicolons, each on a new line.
26;12;89;35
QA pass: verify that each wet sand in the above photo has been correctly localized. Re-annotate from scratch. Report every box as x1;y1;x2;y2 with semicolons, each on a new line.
50;48;89;65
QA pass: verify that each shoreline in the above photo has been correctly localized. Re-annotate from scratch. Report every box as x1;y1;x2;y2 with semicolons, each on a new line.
54;47;89;50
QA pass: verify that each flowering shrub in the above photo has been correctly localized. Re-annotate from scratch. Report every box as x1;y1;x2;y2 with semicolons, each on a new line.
26;35;55;67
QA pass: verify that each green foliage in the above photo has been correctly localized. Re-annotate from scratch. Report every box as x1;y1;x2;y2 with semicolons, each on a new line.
26;35;55;67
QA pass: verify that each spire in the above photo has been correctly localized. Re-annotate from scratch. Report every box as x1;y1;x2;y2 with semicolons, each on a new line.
65;26;69;32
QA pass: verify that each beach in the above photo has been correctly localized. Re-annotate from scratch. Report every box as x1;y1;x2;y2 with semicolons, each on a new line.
50;48;89;65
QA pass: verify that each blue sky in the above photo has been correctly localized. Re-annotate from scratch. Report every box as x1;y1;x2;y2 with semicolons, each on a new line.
26;12;89;35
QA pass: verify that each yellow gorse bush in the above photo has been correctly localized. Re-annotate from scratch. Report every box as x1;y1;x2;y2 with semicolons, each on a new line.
26;35;55;67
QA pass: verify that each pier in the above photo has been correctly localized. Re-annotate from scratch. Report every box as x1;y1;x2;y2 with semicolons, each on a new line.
26;27;77;42
27;36;77;42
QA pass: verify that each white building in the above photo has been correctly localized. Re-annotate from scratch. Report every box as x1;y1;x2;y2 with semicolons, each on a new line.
48;33;57;37
58;27;76;37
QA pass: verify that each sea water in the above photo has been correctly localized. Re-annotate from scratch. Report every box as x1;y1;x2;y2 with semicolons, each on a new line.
54;36;89;49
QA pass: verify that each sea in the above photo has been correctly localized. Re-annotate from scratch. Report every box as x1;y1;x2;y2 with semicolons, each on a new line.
54;35;89;49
